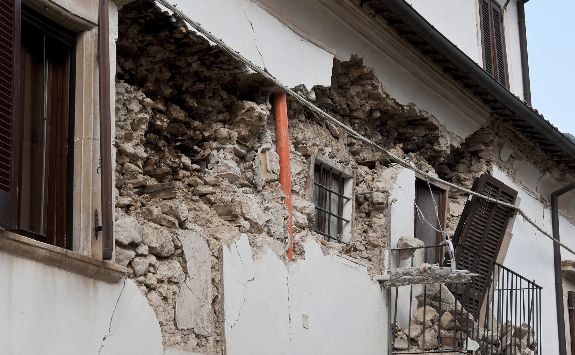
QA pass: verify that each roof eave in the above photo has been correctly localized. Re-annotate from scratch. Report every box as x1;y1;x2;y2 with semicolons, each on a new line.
366;0;575;169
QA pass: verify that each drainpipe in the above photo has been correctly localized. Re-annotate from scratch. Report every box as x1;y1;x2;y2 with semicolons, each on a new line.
551;181;575;355
273;92;294;261
517;0;532;105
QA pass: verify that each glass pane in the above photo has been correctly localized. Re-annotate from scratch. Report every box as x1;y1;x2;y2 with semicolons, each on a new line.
19;25;47;236
18;20;72;247
45;37;71;245
415;183;443;263
329;213;339;239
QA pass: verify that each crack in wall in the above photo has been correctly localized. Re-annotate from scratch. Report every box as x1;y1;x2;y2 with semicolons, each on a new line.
238;0;267;71
237;0;267;70
98;278;127;355
286;266;293;352
228;241;255;331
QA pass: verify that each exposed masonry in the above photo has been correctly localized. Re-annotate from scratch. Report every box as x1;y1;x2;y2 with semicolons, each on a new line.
115;1;571;353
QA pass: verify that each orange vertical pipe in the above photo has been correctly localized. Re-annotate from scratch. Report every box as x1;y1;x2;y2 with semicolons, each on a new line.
274;92;294;261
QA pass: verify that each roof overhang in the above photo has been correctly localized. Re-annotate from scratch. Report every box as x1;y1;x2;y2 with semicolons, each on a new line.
362;0;575;169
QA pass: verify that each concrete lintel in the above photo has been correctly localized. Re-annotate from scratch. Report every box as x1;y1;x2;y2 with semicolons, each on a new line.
375;266;478;288
0;230;126;283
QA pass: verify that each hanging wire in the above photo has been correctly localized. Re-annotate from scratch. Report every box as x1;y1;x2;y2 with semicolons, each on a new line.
424;177;446;237
414;201;447;236
155;0;575;258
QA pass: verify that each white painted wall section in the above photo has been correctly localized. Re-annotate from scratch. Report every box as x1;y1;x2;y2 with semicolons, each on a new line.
501;0;525;98
384;167;416;329
157;0;333;89
407;0;482;64
223;235;387;355
0;252;163;355
289;240;387;355
223;235;291;355
388;167;416;250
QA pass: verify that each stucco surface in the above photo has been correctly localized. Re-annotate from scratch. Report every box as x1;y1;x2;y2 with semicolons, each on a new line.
157;0;333;89
223;235;387;355
0;251;163;355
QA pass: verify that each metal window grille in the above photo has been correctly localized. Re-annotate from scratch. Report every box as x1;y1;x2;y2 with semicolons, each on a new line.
313;163;351;241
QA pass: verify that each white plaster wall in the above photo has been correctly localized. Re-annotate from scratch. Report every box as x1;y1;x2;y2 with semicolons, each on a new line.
388;167;416;250
223;235;387;355
164;0;489;138
0;251;164;355
407;0;482;64
289;240;387;355
223;235;291;355
157;0;333;89
492;166;575;355
386;167;416;329
501;0;524;100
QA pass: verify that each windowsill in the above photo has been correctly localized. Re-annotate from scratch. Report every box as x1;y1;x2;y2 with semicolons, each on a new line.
0;230;126;283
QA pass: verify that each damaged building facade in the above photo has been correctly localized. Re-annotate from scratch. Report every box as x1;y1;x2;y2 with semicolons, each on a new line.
2;0;575;354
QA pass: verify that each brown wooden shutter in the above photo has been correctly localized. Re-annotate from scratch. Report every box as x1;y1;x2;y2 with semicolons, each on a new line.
481;0;507;87
480;0;493;77
0;0;20;228
491;4;507;86
452;173;518;317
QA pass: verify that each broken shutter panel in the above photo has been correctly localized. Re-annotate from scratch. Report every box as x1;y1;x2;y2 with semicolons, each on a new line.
452;173;518;317
99;0;114;259
491;3;507;86
481;0;493;77
0;0;20;228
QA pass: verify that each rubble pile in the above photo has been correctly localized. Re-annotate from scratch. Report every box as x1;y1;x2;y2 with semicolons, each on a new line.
115;1;401;351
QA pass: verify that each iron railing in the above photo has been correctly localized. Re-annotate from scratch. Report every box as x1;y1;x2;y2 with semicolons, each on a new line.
389;244;542;354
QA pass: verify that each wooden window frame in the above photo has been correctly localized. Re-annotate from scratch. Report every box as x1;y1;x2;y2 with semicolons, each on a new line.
1;0;115;262
480;0;509;87
6;6;76;249
414;176;448;264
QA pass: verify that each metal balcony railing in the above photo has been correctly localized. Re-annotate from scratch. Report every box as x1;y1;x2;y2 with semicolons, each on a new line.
388;243;542;354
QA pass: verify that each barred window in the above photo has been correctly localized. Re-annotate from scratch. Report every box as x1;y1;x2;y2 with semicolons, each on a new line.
312;161;353;242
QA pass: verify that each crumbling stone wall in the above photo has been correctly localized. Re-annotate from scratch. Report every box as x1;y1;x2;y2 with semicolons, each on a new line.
115;1;572;354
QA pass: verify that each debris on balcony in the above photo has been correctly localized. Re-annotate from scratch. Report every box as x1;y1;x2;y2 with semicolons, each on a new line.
388;240;542;354
375;265;477;288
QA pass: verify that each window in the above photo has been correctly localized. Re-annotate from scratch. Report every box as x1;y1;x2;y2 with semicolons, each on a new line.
0;6;75;249
312;159;353;242
480;0;508;86
414;178;447;263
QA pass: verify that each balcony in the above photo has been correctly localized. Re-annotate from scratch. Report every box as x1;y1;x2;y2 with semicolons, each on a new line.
380;241;542;354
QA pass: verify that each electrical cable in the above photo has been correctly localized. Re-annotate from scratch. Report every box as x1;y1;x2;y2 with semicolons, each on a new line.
155;0;575;258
